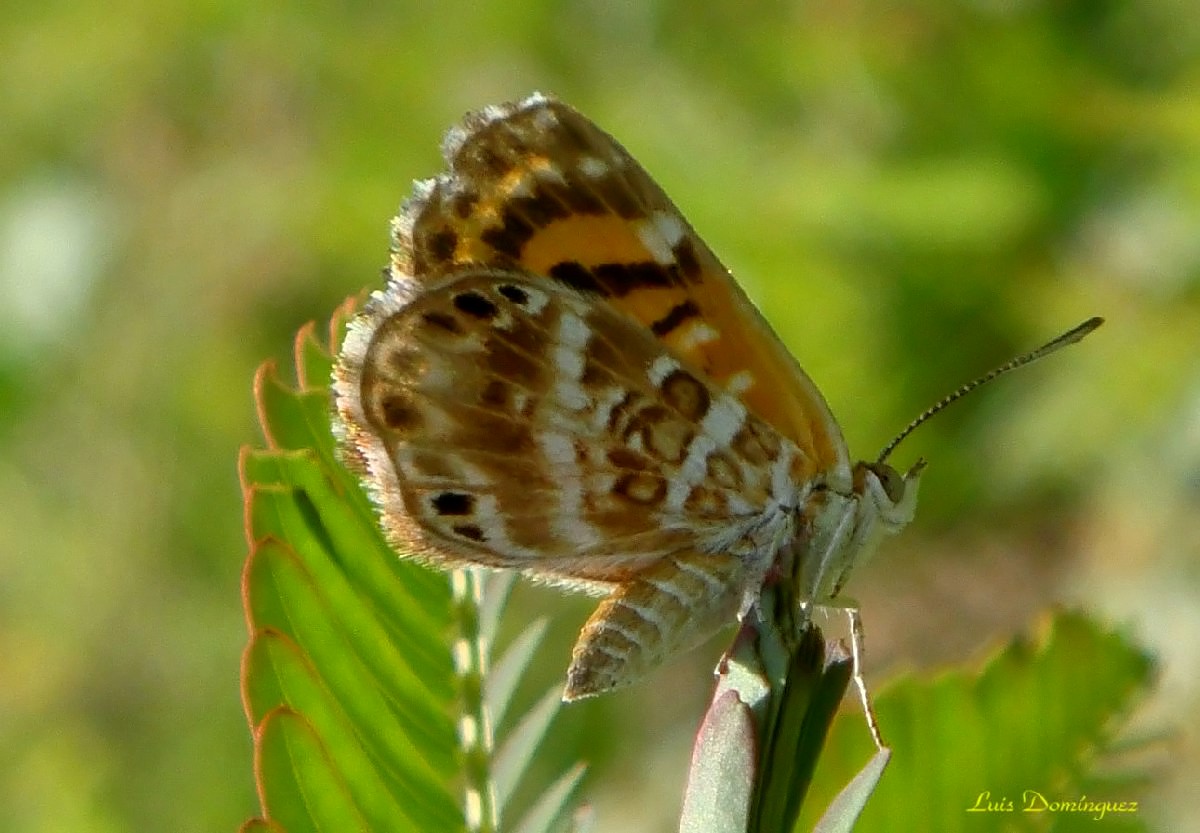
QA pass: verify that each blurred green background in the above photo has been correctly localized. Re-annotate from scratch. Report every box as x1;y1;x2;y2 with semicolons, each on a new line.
2;2;1197;831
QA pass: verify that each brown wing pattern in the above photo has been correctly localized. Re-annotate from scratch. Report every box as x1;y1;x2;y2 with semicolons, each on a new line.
335;269;810;590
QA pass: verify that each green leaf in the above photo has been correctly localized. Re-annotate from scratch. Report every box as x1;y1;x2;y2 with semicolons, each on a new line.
679;689;757;833
810;749;890;833
255;707;371;833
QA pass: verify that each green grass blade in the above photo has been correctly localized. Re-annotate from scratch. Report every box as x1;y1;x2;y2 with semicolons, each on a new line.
487;619;550;729
511;763;589;833
493;686;566;812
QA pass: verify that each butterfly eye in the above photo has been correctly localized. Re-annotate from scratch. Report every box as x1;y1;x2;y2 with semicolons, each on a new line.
869;462;906;504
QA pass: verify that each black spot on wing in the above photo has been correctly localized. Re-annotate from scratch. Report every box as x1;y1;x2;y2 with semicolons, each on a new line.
451;190;479;219
507;186;572;228
650;299;700;336
497;284;529;305
422;311;462;334
452;523;486;542
534;173;606;215
588;170;644;219
593;261;679;296
549;261;606;295
453;291;499;318
481;208;536;259
433;492;474;516
672;238;702;281
379;394;420;432
458;140;512;180
427;228;458;262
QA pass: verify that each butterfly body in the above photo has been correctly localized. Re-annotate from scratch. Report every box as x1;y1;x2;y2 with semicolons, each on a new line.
333;93;921;700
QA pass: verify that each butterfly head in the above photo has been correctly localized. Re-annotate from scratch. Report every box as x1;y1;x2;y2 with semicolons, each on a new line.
792;457;924;602
852;457;926;534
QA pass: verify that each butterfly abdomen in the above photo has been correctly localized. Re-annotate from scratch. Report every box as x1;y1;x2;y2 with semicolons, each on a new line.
564;551;745;700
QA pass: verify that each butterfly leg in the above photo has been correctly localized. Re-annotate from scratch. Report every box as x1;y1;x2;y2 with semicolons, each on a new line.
563;552;744;701
846;606;886;750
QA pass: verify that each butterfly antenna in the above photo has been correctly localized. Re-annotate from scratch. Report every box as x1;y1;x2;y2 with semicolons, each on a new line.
876;316;1104;465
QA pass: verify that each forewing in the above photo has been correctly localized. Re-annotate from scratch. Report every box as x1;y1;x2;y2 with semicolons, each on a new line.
334;270;804;589
395;93;849;482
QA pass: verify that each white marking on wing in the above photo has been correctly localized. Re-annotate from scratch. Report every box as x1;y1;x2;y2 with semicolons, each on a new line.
535;164;567;186
591;386;627;432
669;433;716;513
653;211;686;246
539;431;574;466
676;320;721;352
700;395;747;447
553;379;589;411
647;353;682;386
489;308;515;330
539;432;605;549
552;344;585;386
771;443;799;501
578;156;609;178
724;369;754;395
553;311;590;409
635;217;673;264
519;283;550;315
529;103;558;131
725;493;754;516
558;309;590;343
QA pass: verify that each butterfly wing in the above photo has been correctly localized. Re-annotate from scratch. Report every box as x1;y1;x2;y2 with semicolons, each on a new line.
335;269;805;590
334;94;855;697
395;93;851;488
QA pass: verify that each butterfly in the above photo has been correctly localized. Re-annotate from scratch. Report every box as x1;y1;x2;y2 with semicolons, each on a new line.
332;92;1100;713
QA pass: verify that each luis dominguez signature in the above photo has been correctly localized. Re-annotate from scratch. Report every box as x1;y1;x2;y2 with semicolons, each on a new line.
967;790;1139;821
